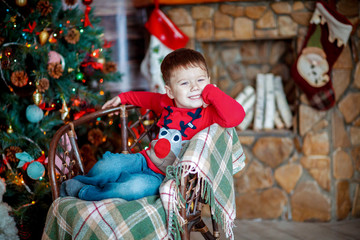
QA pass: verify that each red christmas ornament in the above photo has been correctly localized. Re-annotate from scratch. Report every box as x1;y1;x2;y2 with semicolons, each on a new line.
82;0;93;27
82;0;92;5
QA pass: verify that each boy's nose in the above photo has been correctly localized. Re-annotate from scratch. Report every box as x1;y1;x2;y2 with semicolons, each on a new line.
190;82;199;91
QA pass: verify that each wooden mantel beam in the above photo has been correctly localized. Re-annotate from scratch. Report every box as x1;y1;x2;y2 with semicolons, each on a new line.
133;0;252;8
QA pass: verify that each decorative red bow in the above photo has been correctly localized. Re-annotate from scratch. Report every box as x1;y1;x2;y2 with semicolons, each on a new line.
23;21;36;33
84;6;93;28
22;154;46;171
39;102;56;111
103;40;113;48
81;61;103;70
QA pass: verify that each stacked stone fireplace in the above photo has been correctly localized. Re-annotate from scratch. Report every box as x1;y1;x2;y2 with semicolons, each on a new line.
155;1;360;222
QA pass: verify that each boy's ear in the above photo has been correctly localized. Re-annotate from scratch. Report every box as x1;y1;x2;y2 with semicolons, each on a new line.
165;85;175;99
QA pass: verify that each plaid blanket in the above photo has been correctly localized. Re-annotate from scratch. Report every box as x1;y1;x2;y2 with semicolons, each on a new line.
160;124;245;240
42;196;168;240
42;124;244;240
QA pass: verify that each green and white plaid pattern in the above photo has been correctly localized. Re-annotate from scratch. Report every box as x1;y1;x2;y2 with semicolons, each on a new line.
42;124;245;240
161;124;245;240
42;196;168;240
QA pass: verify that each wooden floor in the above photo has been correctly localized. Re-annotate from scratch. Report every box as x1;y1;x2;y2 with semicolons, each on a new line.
191;218;360;240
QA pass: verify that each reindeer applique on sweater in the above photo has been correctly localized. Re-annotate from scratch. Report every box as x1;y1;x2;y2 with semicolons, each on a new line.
146;106;202;172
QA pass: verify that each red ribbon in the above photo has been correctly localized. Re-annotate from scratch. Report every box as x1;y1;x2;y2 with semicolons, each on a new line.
39;102;56;111
81;61;103;70
103;40;113;48
22;154;46;171
73;108;96;120
84;6;93;28
23;21;36;33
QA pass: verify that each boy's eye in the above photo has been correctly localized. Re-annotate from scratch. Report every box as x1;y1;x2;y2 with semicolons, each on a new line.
198;79;205;82
180;81;188;86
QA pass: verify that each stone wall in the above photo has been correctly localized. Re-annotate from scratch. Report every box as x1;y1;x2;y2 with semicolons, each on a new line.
160;0;360;222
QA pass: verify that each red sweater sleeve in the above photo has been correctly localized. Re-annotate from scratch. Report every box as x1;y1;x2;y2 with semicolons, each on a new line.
119;91;164;114
201;84;245;127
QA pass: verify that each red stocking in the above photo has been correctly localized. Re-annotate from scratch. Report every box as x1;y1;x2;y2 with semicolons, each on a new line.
291;1;352;110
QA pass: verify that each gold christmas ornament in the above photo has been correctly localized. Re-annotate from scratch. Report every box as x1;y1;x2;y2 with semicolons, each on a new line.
68;67;75;73
39;30;49;46
7;125;14;134
16;0;27;7
59;98;69;120
32;90;43;105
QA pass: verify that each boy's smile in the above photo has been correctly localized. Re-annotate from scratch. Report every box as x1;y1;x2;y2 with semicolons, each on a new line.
165;67;210;109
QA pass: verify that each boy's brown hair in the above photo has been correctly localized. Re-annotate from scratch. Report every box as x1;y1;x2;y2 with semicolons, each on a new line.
161;48;209;85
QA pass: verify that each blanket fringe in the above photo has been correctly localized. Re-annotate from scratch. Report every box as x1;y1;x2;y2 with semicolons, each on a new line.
180;165;235;240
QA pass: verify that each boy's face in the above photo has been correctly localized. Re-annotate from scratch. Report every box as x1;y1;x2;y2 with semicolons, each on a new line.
165;66;210;109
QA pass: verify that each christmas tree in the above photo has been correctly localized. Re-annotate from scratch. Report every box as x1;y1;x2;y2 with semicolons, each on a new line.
0;0;120;238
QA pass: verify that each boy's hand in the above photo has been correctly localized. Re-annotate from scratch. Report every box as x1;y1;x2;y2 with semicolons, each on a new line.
102;96;121;115
202;84;217;108
202;101;209;108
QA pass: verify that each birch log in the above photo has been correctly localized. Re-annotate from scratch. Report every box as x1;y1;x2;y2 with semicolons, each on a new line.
254;74;265;130
264;73;275;130
235;86;256;130
274;75;293;128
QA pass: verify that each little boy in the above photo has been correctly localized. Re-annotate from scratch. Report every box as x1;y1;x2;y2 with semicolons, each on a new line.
60;48;245;201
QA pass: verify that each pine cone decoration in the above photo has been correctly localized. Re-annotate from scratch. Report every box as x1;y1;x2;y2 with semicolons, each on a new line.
87;128;103;146
11;71;28;87
102;62;117;74
47;62;63;79
80;144;97;174
65;28;80;44
5;146;23;163
37;1;53;16
37;78;50;92
65;0;77;6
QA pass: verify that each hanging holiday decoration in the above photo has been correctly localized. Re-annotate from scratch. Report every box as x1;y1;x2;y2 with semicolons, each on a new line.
64;28;80;44
39;30;50;46
80;52;103;76
47;62;63;78
6;125;14;134
48;51;65;71
291;1;352;110
11;70;28;87
15;0;27;7
36;78;50;93
15;152;46;180
37;1;53;16
59;98;69;120
5;147;23;164
102;61;117;74
62;0;79;11
22;21;37;34
141;0;189;93
87;128;103;146
82;0;93;28
32;90;43;105
26;161;45;180
26;104;44;123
